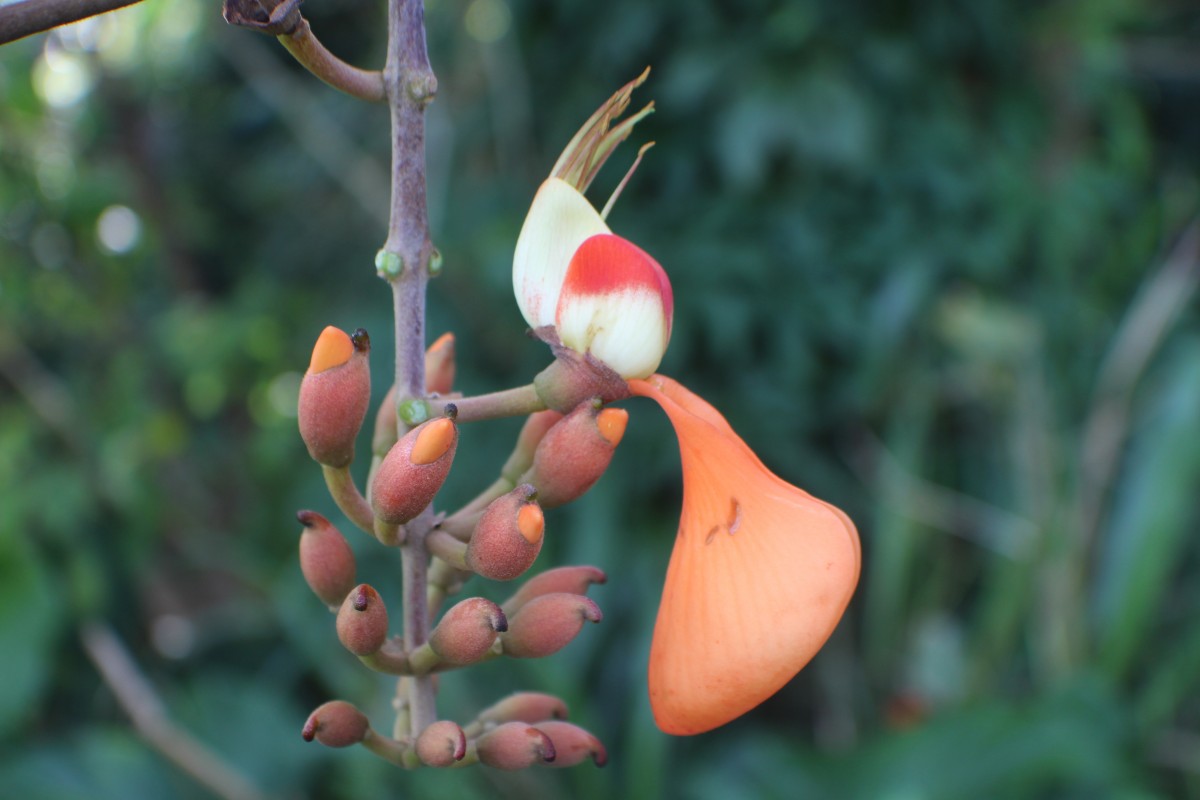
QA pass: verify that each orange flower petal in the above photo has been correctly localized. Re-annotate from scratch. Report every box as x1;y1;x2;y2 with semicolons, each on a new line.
628;375;860;735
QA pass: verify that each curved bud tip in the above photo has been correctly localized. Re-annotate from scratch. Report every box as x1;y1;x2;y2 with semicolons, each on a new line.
336;584;389;656
517;504;544;545
303;700;368;748
416;720;467;767
350;328;370;352
309;326;354;374
535;721;607;768
411;417;457;465
475;722;556;769
429;597;507;665
500;565;607;616
501;593;602;659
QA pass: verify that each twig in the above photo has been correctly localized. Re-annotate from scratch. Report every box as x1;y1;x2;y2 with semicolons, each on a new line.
277;19;385;103
381;0;438;741
0;0;143;45
79;623;266;800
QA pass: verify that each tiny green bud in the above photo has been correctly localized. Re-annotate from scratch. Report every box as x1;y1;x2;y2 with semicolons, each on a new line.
375;249;404;278
398;397;430;427
428;247;444;277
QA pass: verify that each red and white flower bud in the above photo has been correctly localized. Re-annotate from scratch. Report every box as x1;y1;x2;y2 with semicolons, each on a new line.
500;592;602;659
302;700;369;748
473;692;569;728
513;180;673;380
416;720;467;767
370;415;458;524
474;722;556;769
522;401;627;508
500;565;606;617
465;484;544;581
336;584;389;656
428;597;507;665
297;510;356;610
298;326;371;467
534;721;607;768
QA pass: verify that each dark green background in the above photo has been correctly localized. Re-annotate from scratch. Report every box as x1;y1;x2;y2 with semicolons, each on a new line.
2;0;1199;796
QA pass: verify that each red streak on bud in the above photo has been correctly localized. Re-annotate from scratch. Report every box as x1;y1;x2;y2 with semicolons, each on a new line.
410;417;456;465
560;234;673;323
309;326;354;373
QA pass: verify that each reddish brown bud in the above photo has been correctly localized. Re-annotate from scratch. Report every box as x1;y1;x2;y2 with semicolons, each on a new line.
372;384;398;456
298;326;371;468
500;410;564;483
534;721;607;767
475;722;556;769
465;484;544;581
501;593;602;659
424;332;456;395
428;597;507;665
297;510;356;609
475;692;569;727
370;415;458;524
501;565;607;616
416;720;467;767
302;700;368;748
336;584;389;656
522;401;623;508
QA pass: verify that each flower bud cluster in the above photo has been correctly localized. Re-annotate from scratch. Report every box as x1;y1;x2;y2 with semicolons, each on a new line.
295;318;622;771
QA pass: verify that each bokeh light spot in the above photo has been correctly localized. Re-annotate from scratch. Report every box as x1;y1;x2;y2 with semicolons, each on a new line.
32;46;94;108
464;0;511;43
96;205;142;254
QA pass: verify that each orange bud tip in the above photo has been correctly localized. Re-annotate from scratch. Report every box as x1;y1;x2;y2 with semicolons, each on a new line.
351;328;370;352
517;504;544;545
596;408;628;446
410;417;457;465
309;326;354;374
443;402;459;421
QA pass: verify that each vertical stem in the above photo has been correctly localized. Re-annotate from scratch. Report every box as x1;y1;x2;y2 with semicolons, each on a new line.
382;0;437;740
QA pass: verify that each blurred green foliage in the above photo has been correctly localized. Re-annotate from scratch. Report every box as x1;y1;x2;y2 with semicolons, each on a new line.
2;0;1200;796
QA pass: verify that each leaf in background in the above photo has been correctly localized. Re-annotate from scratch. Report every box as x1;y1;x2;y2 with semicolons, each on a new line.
1093;341;1200;679
0;525;63;737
